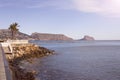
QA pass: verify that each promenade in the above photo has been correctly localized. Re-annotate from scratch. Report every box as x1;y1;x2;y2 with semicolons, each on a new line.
0;40;28;80
0;45;7;80
0;44;12;80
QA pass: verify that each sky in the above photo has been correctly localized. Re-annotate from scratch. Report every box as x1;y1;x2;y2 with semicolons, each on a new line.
1;0;120;40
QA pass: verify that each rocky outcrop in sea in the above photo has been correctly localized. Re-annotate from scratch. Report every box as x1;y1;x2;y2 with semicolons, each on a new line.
80;35;95;41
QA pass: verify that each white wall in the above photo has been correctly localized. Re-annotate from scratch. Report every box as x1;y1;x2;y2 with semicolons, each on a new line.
7;40;29;44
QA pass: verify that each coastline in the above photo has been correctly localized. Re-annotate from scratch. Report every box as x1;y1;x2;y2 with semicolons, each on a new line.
6;43;54;80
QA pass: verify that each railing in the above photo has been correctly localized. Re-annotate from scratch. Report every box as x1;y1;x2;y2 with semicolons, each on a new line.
1;42;13;53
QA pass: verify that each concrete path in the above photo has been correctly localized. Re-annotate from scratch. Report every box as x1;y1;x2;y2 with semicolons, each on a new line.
0;45;7;80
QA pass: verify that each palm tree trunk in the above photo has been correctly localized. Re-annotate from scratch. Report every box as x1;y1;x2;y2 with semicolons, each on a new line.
12;31;14;40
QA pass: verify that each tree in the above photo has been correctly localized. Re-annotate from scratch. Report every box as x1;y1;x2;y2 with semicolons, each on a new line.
9;22;19;39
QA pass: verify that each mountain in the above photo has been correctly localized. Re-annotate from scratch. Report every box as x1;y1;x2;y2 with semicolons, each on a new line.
0;29;73;41
80;35;95;41
31;32;73;41
0;29;32;40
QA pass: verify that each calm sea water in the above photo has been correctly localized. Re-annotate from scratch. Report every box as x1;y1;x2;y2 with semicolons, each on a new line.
26;40;120;80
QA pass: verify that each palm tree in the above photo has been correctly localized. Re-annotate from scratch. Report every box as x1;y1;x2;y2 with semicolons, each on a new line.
9;22;19;40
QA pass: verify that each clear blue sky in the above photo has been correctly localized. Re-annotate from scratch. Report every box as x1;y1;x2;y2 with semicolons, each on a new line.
1;0;120;40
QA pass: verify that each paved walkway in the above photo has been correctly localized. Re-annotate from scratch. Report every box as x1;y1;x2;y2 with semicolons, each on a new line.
0;45;7;80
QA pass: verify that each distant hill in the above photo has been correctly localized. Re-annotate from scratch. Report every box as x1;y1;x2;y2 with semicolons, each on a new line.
0;29;32;40
79;35;95;41
0;29;73;41
31;32;73;41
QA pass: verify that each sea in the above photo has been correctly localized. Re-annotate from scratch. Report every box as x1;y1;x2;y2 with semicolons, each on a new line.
23;40;120;80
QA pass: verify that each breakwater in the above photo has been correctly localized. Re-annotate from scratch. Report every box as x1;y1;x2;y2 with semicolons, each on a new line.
5;43;54;80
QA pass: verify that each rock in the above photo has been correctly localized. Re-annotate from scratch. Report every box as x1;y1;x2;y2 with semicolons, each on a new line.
6;44;54;60
6;43;54;80
31;70;37;75
80;35;95;41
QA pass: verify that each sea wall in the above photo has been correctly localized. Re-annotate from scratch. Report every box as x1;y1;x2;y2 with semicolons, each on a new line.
8;40;29;44
6;43;54;80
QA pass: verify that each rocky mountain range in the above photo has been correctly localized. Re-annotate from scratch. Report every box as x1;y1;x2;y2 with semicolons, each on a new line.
0;29;95;41
0;29;32;40
0;29;73;41
31;32;73;41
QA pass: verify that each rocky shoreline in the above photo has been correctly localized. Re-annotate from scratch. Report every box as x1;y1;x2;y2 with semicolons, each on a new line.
6;43;54;80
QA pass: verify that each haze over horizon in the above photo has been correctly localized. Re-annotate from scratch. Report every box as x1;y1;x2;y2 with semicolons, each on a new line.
1;0;120;40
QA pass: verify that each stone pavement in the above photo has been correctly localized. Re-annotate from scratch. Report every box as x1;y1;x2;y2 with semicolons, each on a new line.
0;45;7;80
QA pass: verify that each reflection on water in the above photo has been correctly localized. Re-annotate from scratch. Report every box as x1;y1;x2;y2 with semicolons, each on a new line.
25;41;120;80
